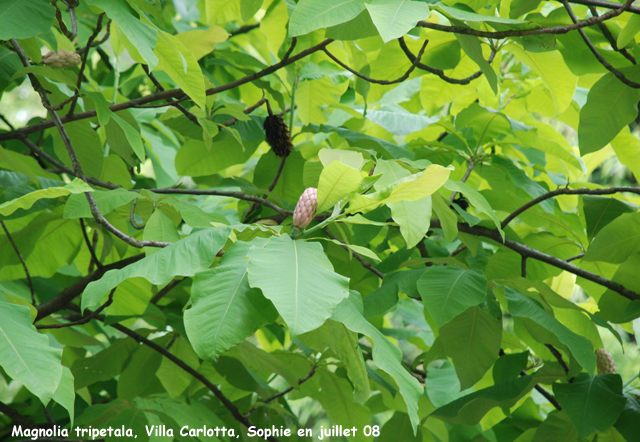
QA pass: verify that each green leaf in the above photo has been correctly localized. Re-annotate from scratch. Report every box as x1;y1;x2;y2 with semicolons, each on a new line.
317;161;362;213
504;287;596;373
64;188;137;219
0;0;55;40
175;26;228;61
583;195;637;240
175;134;261;176
112;114;145;162
389;197;432;249
417;266;487;327
364;105;439;136
81;227;233;310
444;179;504;239
365;0;430;43
143;209;181;251
71;339;138;389
584;212;640;264
184;240;278;361
318;148;364;170
440;306;502;390
0;301;63;404
532;410;578;442
553;373;627;439
347;164;451;214
617;14;640;48
289;0;365;37
87;0;158;69
52;367;75;426
378;412;421;442
0;179;92;216
317;370;373;442
430;375;535;425
456;35;497;93
316;238;381;263
578;65;640;155
247;235;350;336
432;192;458;242
325;319;370;403
434;4;527;25
52;120;104;180
332;293;423;432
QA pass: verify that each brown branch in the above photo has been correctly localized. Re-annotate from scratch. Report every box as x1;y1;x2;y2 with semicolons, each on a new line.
501;186;640;229
244;365;317;417
35;254;144;321
0;39;333;142
323;227;385;279
0;114;15;131
129;198;145;230
150;278;183;304
0;402;35;428
562;0;640;88
35;288;115;329
141;64;199;125
398;37;497;85
588;6;636;64
430;219;640;301
0;220;35;305
417;0;633;39
566;252;585;263
323;39;429;85
105;322;281;442
79;218;102;269
545;344;570;376
229;23;260;37
570;0;640;14
54;1;77;40
68;13;105;114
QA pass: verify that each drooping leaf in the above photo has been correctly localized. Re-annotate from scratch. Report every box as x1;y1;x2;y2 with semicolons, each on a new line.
365;0;430;43
316;161;362;213
0;179;92;217
247;235;350;336
583;212;640;264
81;227;233;310
184;239;278;360
289;0;365;37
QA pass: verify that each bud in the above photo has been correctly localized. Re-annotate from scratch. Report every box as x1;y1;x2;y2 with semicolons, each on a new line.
595;348;616;374
263;115;292;158
293;188;317;230
43;50;81;69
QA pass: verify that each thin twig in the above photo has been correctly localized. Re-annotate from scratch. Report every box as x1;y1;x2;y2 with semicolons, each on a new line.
68;13;105;114
0;220;35;305
323;227;385;279
545;344;571;377
141;64;200;125
35;288;115;330
229;23;260;37
150;278;183;304
244;365;317;417
0;114;15;131
521;256;527;278
323;39;429;85
430;219;640;301
449;159;474;202
79;218;102;269
417;0;633;39
566;252;585;263
588;5;636;64
501;186;640;228
561;0;640;88
398;37;497;85
54;1;78;40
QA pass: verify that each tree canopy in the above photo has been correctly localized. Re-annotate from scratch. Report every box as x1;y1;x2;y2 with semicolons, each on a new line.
1;0;640;441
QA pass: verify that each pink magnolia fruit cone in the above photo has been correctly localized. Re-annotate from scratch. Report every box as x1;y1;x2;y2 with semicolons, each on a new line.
43;50;81;69
595;348;616;374
293;187;317;230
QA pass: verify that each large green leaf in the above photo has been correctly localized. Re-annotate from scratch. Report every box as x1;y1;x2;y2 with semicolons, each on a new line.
0;179;91;217
553;373;627;439
347;164;451;214
0;0;55;40
0;301;63;404
440;306;502;390
331;293;423;432
175;135;261;176
81;227;233;310
289;0;365;37
247;235;350;336
365;0;430;43
184;239;278;361
417;266;487;327
504;287;596;373
456;34;497;93
71;339;138;389
578;65;640;155
444;179;504;239
316;161;362;213
583;212;640;264
532;410;579;442
582;195;637;240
